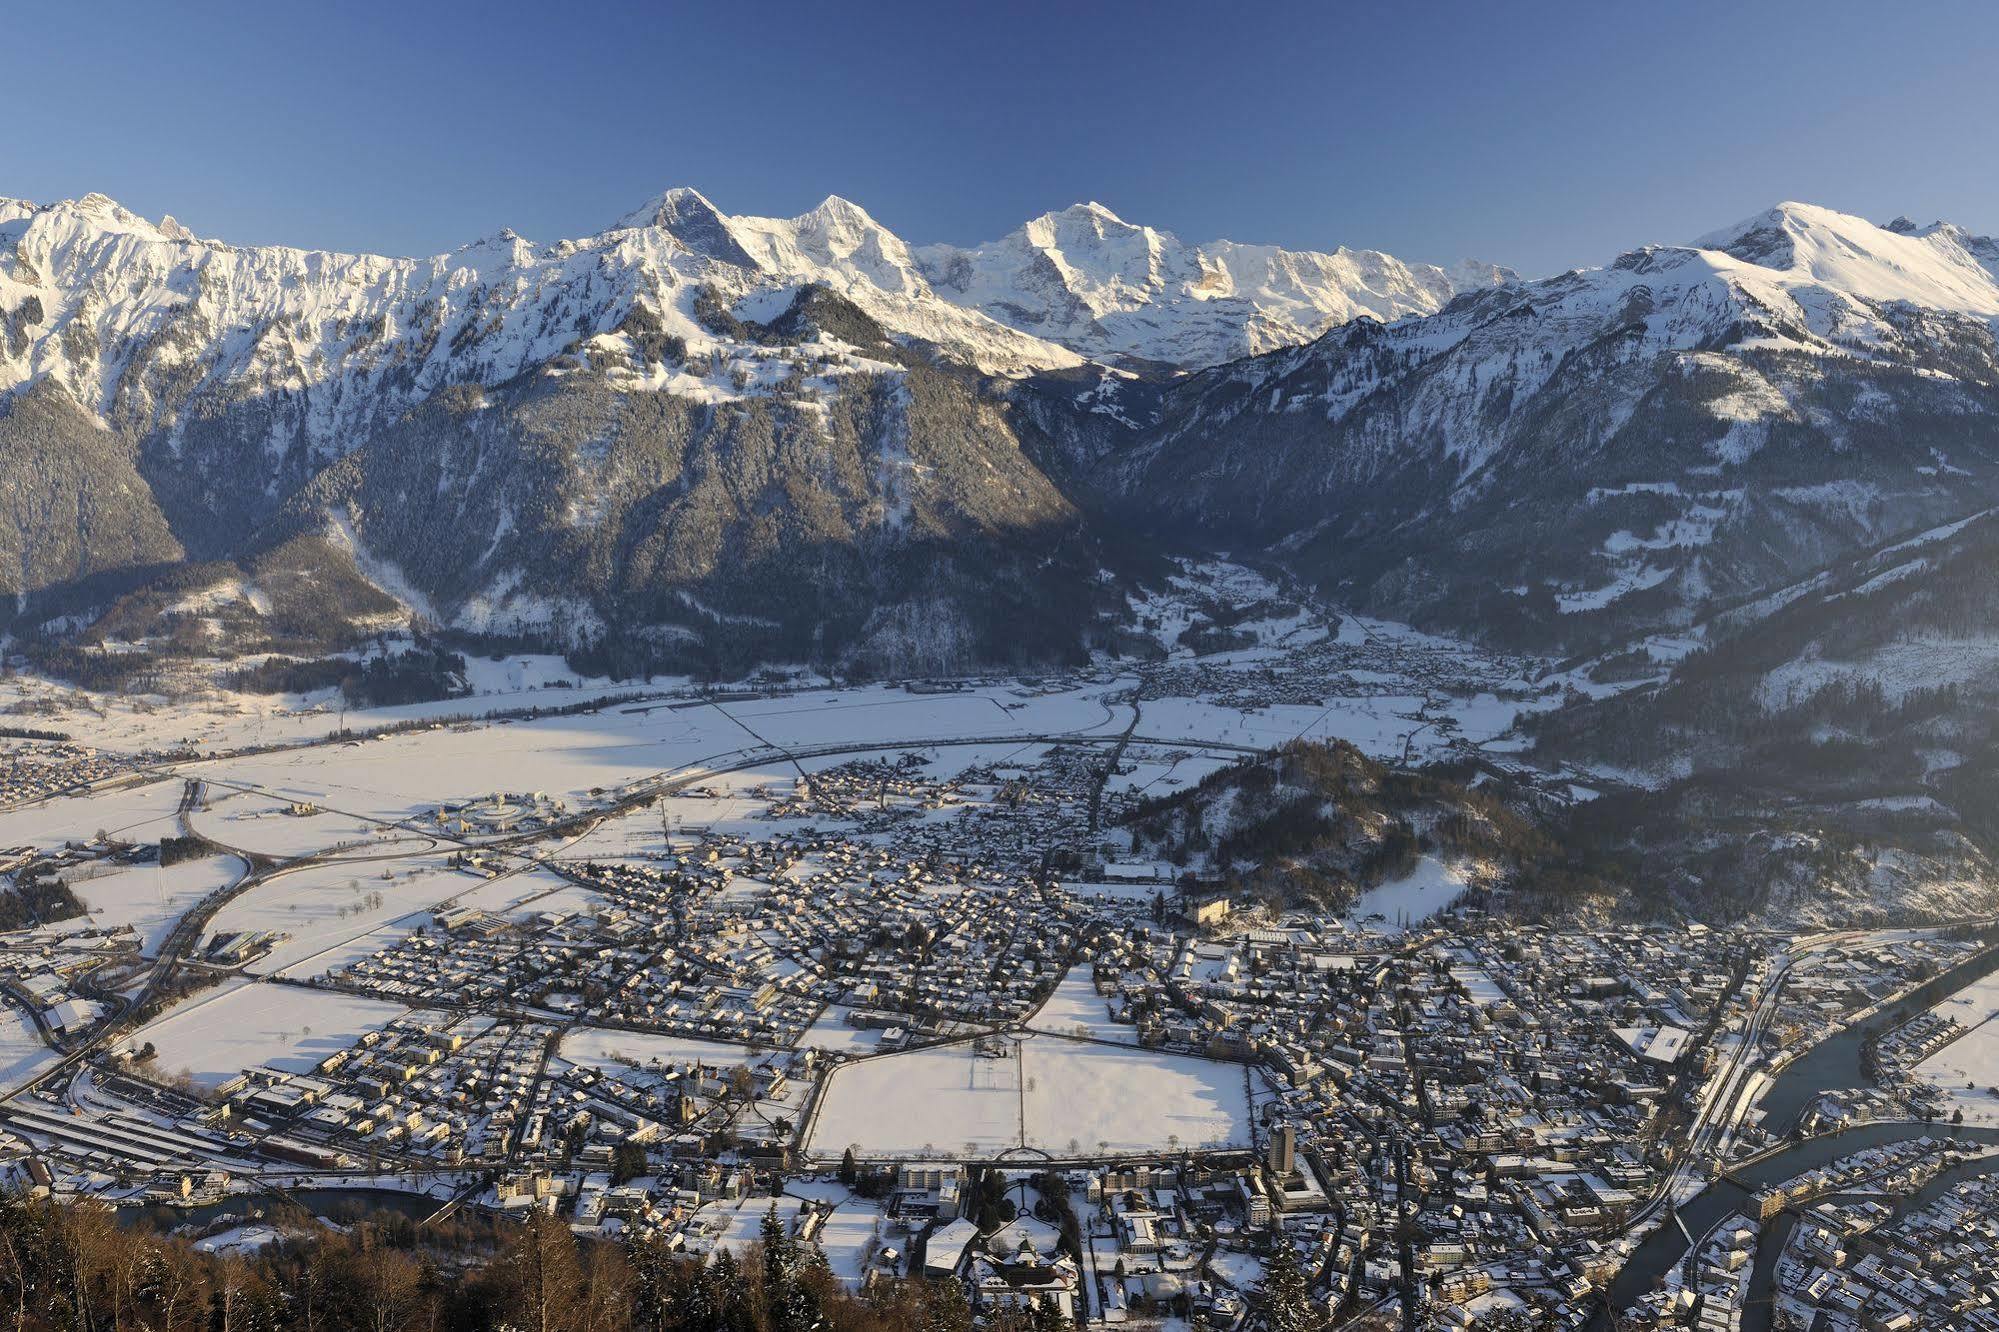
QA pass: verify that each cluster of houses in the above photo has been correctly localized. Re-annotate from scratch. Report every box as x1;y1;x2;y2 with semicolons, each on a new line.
332;811;1085;1051
211;1013;553;1166
1769;1169;1999;1331
0;740;127;804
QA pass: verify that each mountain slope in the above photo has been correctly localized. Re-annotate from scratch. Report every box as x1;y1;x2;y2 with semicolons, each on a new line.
1526;508;1999;924
0;190;1132;672
1115;202;1999;654
0;185;1503;668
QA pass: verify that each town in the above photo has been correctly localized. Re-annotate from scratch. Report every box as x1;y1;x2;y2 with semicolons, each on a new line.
0;623;1992;1331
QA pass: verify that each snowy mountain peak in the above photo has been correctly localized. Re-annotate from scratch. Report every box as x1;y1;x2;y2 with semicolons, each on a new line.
610;184;720;231
1028;201;1140;236
1445;258;1521;291
583;187;1519;369
802;194;882;229
32;191;171;240
609;186;756;266
916;204;1505;367
1695;201;1999;317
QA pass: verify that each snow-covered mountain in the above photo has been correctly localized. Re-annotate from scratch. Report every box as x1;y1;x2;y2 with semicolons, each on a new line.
1115;201;1999;652
0;185;1503;472
0;188;1131;667
7;188;1999;690
615;190;1511;371
914;201;1513;368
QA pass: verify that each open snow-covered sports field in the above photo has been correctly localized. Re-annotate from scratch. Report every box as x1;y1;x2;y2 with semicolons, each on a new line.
804;1032;1252;1161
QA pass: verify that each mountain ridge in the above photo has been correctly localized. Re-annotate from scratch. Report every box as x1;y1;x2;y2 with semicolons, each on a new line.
4;188;1999;690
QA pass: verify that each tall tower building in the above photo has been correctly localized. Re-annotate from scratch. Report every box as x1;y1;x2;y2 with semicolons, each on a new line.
1269;1123;1296;1177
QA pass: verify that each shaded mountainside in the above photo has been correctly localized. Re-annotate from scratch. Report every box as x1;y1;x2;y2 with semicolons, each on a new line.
1110;203;1999;656
0;381;182;595
1526;509;1999;924
1119;740;1606;916
284;356;1111;677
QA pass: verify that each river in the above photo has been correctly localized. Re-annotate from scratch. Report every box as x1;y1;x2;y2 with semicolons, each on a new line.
1596;941;1999;1327
122;1185;442;1232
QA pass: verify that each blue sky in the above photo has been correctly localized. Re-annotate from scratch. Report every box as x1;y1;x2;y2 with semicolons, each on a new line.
9;0;1997;275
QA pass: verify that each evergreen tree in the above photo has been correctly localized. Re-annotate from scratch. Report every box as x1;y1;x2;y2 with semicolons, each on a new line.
922;1276;975;1332
1031;1295;1072;1330
775;1248;830;1332
709;1248;750;1331
760;1200;793;1296
1257;1232;1324;1332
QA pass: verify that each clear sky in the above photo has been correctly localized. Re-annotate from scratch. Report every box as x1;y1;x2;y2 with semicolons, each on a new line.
9;0;1997;276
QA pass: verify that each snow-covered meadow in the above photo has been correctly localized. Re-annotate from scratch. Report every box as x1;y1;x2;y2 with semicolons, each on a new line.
1913;972;1999;1126
131;980;408;1089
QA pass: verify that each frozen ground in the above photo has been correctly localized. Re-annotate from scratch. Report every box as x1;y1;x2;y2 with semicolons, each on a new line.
0;779;184;851
0;653;677;757
1913;972;1999;1126
159;678;1126;829
814;1201;886;1288
132;979;408;1088
205;854;472;978
689;1195;805;1261
806;1033;1249;1160
559;1025;757;1073
1104;744;1237;799
195;789;385;858
796;1007;887;1056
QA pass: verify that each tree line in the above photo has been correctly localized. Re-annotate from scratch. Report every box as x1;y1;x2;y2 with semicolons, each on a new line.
0;1190;1080;1332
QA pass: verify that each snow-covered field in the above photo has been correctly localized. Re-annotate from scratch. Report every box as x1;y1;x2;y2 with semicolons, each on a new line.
153;678;1126;829
1027;967;1138;1044
0;779;184;852
1913;972;1999;1126
806;1033;1249;1160
204;855;472;978
195;789;385;858
0;1005;57;1094
559;1024;756;1073
132;980;407;1088
813;1201;887;1288
65;853;243;953
1132;691;1527;766
0;654;668;758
